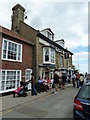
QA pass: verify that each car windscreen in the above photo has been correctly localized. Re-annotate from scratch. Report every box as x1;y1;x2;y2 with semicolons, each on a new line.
78;85;90;99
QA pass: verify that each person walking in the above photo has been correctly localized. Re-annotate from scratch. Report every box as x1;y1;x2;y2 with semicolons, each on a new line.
76;74;80;88
72;72;76;87
31;73;37;96
38;76;44;92
47;77;51;90
61;73;67;89
43;77;48;92
53;70;60;93
80;74;84;86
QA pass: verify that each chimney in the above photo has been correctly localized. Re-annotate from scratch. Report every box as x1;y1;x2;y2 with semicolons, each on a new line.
11;4;25;33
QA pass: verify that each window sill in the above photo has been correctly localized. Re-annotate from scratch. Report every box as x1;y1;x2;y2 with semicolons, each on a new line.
2;58;22;63
43;62;55;65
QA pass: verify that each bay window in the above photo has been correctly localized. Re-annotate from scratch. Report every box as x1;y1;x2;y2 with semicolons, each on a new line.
43;47;55;64
60;55;64;67
45;48;49;62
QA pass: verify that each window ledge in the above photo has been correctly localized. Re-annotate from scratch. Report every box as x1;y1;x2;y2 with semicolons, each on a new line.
2;58;22;63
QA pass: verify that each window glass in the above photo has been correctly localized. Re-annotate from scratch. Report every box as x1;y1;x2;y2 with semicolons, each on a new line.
60;56;63;67
79;85;90;99
3;40;7;58
44;47;55;63
2;71;5;80
1;70;21;91
25;69;32;81
2;39;22;61
50;49;55;63
45;48;49;62
1;81;5;90
8;42;17;60
47;31;51;40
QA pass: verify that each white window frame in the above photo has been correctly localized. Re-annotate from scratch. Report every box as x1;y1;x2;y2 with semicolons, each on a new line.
25;68;32;81
43;47;55;64
0;70;21;93
2;38;22;62
60;55;64;67
25;68;32;90
47;31;52;40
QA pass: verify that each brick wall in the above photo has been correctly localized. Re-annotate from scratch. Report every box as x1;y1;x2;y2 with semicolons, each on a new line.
1;34;33;81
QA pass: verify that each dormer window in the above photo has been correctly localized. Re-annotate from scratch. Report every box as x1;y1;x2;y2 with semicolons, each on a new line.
40;28;54;41
47;31;52;40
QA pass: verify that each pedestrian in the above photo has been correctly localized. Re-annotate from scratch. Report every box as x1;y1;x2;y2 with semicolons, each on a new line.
72;72;76;87
76;74;80;88
61;73;67;89
53;69;60;93
31;73;37;96
43;77;48;92
38;76;44;92
85;72;88;80
88;74;90;79
47;77;51;90
80;74;84;86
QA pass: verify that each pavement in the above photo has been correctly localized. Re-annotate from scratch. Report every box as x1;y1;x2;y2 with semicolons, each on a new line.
1;83;73;112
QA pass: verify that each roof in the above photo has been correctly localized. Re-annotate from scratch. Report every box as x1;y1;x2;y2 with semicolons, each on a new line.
55;39;65;42
41;28;54;35
0;25;34;46
12;4;25;12
37;32;73;55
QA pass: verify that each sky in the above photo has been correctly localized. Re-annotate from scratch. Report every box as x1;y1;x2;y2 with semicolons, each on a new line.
0;0;89;74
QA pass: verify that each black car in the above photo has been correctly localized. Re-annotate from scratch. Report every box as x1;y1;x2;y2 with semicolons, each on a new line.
73;80;90;120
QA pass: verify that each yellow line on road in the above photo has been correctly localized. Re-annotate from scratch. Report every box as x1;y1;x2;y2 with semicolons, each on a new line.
1;92;54;115
2;109;12;115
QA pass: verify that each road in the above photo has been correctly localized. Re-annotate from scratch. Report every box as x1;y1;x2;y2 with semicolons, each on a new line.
2;85;79;119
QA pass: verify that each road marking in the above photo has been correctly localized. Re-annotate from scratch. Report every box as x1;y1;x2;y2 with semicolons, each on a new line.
2;109;12;115
1;90;60;115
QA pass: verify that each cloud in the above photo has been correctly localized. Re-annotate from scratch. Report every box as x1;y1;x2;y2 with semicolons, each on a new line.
0;1;88;74
79;63;88;73
73;51;88;62
72;51;88;73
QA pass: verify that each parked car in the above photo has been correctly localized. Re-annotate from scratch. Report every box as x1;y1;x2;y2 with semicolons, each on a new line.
73;80;90;120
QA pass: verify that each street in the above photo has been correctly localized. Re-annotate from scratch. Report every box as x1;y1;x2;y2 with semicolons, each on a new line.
2;85;78;118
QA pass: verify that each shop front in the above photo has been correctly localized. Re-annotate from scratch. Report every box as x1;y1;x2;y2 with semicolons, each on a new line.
39;64;56;79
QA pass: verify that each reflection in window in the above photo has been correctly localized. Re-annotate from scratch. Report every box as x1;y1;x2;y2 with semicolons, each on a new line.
44;47;55;64
60;56;63;67
50;49;54;63
45;48;49;62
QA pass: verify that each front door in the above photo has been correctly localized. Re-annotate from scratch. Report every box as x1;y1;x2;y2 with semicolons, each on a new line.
25;68;32;90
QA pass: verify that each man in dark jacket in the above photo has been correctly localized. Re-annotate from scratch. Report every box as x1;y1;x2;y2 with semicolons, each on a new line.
53;70;60;93
61;73;67;89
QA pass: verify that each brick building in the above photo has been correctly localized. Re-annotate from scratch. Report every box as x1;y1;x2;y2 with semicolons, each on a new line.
0;26;34;93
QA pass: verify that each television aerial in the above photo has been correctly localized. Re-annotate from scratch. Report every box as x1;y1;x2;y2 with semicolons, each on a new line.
24;10;31;20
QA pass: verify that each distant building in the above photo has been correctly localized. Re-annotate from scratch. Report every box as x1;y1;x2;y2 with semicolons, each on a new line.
0;26;34;93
